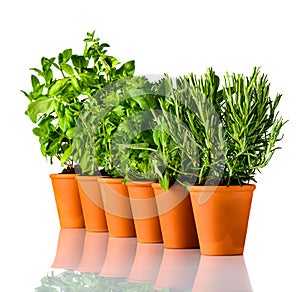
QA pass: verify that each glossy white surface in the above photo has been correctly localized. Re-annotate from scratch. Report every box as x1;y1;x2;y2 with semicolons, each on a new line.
1;0;300;291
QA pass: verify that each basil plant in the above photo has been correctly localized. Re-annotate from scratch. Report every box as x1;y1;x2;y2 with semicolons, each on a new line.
22;31;135;173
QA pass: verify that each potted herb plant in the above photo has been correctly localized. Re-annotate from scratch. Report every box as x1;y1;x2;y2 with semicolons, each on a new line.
158;67;285;255
139;77;200;249
72;33;135;233
75;76;150;237
22;31;134;228
109;79;163;243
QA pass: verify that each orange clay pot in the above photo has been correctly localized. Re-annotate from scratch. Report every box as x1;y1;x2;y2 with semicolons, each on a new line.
77;232;109;272
98;177;136;237
76;176;108;232
126;181;162;243
51;228;85;269
50;174;84;228
189;184;256;256
151;183;199;249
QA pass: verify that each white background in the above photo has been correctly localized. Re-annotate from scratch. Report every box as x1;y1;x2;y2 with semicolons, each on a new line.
0;0;299;291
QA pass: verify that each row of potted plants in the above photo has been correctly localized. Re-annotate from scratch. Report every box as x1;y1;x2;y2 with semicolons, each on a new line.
22;31;286;256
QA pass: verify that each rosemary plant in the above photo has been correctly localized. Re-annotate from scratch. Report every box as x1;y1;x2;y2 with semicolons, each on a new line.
149;67;285;188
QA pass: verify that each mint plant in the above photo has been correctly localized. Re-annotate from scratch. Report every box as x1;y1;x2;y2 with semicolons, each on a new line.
74;76;159;177
22;31;135;172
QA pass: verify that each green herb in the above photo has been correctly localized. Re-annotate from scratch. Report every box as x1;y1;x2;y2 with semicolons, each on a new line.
22;31;135;171
149;67;286;188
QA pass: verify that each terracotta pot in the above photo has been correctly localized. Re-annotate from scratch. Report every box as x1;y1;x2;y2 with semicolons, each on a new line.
154;248;200;290
51;228;85;269
76;176;108;232
192;255;253;291
98;177;136;237
190;185;256;256
126;181;162;243
151;183;199;249
100;237;137;277
127;243;164;283
50;174;84;228
77;232;109;272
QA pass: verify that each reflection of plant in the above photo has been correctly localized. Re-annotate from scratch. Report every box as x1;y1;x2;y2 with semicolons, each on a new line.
35;270;168;291
22;31;134;171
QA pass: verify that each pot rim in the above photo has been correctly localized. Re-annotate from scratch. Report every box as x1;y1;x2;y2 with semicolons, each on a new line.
76;175;108;181
126;180;155;187
49;173;78;179
97;177;124;184
189;184;256;192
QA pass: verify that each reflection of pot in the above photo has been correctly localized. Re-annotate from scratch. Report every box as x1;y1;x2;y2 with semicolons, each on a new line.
51;228;85;269
192;255;252;292
154;248;200;290
127;243;164;284
77;176;108;232
77;232;109;272
100;237;137;277
50;174;84;228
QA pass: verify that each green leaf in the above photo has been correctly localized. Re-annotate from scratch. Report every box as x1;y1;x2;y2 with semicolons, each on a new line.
159;174;169;191
61;64;74;75
115;60;135;77
104;55;119;67
79;73;98;86
123;60;135;75
48;78;69;96
27;98;55;115
44;69;53;84
66;128;74;139
63;49;72;62
31;75;40;91
70;77;81;92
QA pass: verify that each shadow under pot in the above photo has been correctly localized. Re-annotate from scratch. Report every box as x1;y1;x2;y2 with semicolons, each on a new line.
50;174;84;228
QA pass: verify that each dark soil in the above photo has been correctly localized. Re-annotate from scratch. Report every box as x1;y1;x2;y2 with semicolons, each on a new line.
60;165;108;176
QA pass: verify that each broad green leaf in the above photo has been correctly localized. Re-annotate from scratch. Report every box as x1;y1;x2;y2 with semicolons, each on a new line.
31;75;40;91
71;76;81;92
104;55;119;67
122;60;135;76
27;98;55;115
79;73;98;86
66;128;74;139
32;127;42;136
115;60;135;77
44;69;53;84
63;49;72;62
48;78;69;96
58;116;69;132
62;63;74;75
